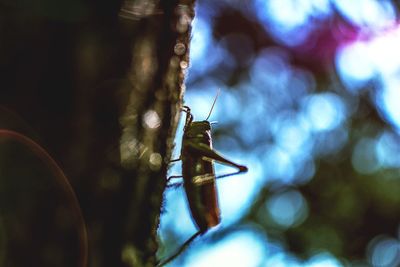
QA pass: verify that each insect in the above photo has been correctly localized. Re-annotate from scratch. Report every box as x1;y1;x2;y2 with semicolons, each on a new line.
158;92;248;266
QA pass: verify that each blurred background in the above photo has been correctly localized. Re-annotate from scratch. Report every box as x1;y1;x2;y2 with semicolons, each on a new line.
159;0;400;266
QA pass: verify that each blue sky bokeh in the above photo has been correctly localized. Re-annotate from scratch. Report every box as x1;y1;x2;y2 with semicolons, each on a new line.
159;1;400;266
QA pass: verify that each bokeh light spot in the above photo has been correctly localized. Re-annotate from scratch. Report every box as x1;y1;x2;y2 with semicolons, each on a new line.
303;93;346;132
376;130;400;168
264;146;295;182
337;25;400;93
253;0;331;46
367;236;400;267
368;28;400;75
336;42;375;90
305;252;344;267
149;152;162;170
262;0;311;30
333;0;395;30
174;42;186;56
142;110;161;129
352;138;380;174
266;190;308;228
272;112;311;155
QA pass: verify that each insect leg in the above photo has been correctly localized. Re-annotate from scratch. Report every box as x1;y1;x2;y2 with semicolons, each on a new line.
166;182;183;189
181;105;191;113
156;231;201;267
166;175;183;188
215;170;246;180
187;141;248;173
167;175;182;181
181;106;193;131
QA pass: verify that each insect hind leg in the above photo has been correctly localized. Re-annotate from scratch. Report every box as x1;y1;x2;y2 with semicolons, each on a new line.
166;175;183;188
215;167;247;180
166;182;183;189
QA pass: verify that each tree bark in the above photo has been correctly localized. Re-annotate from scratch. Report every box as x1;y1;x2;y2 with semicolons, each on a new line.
92;1;196;266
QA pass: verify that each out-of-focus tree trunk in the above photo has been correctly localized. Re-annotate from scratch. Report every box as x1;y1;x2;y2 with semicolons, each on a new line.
0;0;195;266
87;1;196;266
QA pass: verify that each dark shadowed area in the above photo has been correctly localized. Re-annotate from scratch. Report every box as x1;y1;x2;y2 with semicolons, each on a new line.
0;0;194;266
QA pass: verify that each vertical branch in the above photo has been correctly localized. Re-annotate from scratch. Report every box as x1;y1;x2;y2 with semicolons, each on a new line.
98;1;196;266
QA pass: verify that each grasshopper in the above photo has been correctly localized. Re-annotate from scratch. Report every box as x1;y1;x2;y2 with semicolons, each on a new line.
158;92;248;266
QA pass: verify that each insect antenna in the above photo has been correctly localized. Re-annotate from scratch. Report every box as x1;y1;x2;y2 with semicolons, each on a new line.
205;89;220;121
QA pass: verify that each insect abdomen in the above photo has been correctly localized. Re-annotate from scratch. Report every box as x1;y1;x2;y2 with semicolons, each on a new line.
182;152;220;233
